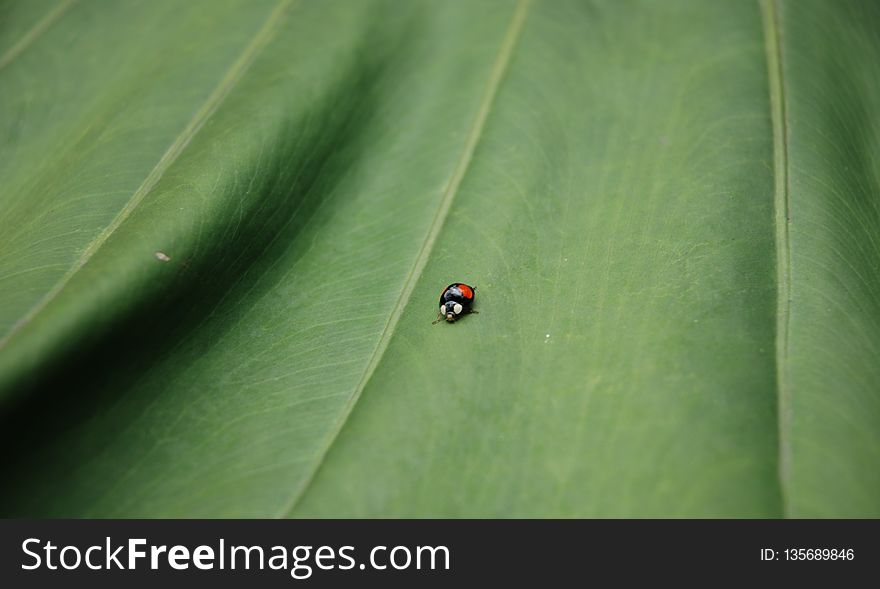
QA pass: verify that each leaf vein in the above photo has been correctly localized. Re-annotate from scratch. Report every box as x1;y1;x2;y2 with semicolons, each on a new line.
761;0;793;518
277;0;533;518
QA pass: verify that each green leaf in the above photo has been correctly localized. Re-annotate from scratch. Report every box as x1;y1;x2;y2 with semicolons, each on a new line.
768;0;880;517
0;0;878;517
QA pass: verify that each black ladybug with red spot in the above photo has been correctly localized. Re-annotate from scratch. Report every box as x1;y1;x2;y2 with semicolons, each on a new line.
433;282;478;324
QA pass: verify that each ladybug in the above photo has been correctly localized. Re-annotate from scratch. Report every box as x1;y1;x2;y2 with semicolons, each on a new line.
433;282;478;324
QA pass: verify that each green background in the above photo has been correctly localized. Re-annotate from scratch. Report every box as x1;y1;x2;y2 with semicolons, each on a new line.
0;0;878;517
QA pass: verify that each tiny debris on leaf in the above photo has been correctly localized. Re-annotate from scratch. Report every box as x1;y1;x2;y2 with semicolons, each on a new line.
154;251;171;262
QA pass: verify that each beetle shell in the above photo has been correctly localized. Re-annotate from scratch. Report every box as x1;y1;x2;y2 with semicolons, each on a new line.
437;282;476;323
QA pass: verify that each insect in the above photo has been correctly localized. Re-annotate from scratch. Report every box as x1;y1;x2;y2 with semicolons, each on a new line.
433;282;478;324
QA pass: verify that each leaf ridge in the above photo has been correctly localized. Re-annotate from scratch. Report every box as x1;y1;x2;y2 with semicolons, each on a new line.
761;0;793;518
278;0;533;518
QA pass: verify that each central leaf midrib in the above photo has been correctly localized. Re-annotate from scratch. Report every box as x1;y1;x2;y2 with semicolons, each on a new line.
760;0;793;518
278;0;533;518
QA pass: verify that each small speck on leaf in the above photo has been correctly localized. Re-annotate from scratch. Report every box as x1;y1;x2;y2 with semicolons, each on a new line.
154;252;171;262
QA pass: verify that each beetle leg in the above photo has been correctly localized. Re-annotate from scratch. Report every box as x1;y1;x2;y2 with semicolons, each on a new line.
432;312;444;325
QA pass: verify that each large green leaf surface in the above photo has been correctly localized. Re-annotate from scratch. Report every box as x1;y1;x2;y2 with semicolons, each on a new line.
776;0;880;516
0;0;877;517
